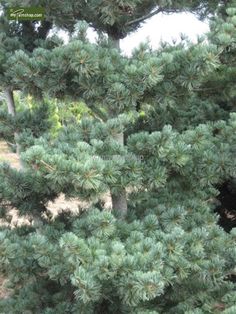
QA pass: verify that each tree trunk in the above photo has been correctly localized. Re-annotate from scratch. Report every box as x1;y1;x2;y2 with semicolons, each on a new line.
107;36;128;216
110;130;128;216
5;88;16;115
110;37;120;50
4;88;22;167
111;189;128;218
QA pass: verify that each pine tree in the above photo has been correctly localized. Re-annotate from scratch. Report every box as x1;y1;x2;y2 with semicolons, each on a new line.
0;0;236;313
0;1;60;162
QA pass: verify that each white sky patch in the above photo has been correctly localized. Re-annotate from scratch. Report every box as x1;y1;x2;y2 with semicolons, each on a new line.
121;12;209;55
53;12;209;56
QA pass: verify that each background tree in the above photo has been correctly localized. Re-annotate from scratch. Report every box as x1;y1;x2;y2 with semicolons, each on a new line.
0;0;61;161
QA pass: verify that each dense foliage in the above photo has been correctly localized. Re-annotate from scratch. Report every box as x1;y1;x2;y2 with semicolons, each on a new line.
0;0;236;313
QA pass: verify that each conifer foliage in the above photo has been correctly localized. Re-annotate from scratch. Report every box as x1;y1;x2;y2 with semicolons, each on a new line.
0;0;236;313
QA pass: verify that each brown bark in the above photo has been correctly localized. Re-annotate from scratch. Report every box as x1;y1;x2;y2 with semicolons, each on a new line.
108;36;128;217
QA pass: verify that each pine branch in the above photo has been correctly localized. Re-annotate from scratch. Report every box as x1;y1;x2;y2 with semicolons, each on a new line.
39;159;56;171
125;7;178;27
125;8;162;26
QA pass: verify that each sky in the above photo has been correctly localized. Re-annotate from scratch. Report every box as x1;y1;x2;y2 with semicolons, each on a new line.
120;12;209;55
57;12;210;56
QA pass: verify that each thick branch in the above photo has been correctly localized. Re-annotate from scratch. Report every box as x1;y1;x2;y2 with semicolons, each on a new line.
126;7;181;27
125;7;162;26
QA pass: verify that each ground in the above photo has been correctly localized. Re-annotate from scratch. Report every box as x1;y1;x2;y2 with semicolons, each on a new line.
0;141;20;169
